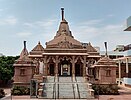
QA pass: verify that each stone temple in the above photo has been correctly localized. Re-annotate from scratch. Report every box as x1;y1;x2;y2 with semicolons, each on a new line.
13;8;117;99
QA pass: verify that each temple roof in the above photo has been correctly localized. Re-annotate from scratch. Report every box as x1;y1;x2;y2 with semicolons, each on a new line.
92;42;117;68
92;56;117;68
54;19;73;38
46;34;82;48
30;41;44;55
55;8;73;38
14;41;34;66
46;8;82;49
18;47;30;61
86;42;97;52
18;41;30;61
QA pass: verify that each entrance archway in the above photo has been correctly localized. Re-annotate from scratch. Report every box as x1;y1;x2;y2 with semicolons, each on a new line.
75;59;83;76
48;57;55;76
49;64;54;76
59;57;72;76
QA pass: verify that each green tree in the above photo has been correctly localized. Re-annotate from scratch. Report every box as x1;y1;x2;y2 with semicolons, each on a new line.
0;56;19;84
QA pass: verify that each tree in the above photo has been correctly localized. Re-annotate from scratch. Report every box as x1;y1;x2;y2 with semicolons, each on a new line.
0;56;19;84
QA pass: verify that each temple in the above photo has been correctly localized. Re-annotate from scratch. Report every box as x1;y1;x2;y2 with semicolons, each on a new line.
29;8;100;78
13;8;117;99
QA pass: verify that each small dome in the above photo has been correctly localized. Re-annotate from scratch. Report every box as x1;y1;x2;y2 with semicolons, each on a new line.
30;41;44;55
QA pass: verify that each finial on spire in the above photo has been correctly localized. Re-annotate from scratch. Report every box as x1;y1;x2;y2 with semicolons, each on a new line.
38;41;41;45
104;42;108;56
61;8;64;20
24;41;26;49
88;42;91;45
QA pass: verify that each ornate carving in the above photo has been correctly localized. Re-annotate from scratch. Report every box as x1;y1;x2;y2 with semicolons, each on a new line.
58;56;72;63
87;58;96;67
57;37;72;49
75;56;84;63
47;56;56;63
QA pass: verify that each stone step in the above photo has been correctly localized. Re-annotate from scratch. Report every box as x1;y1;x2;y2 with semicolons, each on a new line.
41;76;93;99
33;74;43;82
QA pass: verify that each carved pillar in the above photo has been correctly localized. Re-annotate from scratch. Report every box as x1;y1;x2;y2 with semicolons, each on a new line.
72;56;75;77
43;56;47;76
126;58;129;77
55;56;59;77
39;59;43;74
36;59;40;74
118;60;121;85
83;56;86;77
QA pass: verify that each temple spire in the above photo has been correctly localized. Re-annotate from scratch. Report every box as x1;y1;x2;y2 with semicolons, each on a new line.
104;42;108;56
24;41;26;50
61;8;64;20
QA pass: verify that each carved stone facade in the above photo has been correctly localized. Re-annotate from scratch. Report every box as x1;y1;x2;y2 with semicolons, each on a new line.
28;8;100;78
13;41;36;86
14;10;100;86
91;56;117;84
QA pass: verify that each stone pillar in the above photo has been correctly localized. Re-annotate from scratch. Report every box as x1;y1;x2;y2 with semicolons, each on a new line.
43;56;47;76
126;58;129;77
39;61;43;74
55;56;59;77
72;56;75;77
118;60;121;85
55;63;58;77
43;63;47;76
36;60;40;74
83;56;86;77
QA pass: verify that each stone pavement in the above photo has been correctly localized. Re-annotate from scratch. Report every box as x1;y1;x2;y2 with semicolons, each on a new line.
1;88;11;100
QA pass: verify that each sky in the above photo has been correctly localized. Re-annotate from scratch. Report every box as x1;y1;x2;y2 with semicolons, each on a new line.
0;0;131;56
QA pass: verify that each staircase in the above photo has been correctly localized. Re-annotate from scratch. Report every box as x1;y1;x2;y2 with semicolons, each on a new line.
38;76;94;99
76;77;89;98
58;77;74;98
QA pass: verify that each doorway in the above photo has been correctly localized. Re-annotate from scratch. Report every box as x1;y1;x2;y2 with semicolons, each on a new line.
59;58;72;76
75;63;83;76
49;64;54;76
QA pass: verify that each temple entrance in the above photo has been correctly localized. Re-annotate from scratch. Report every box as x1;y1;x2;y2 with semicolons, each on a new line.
48;57;55;76
75;64;81;76
75;59;83;76
61;64;70;76
49;64;54;76
59;58;72;76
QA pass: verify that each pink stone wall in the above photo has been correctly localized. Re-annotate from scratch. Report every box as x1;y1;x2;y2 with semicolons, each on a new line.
14;66;34;84
99;67;116;84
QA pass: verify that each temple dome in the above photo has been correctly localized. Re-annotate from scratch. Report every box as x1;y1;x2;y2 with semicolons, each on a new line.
30;41;44;55
14;41;33;65
46;8;82;49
